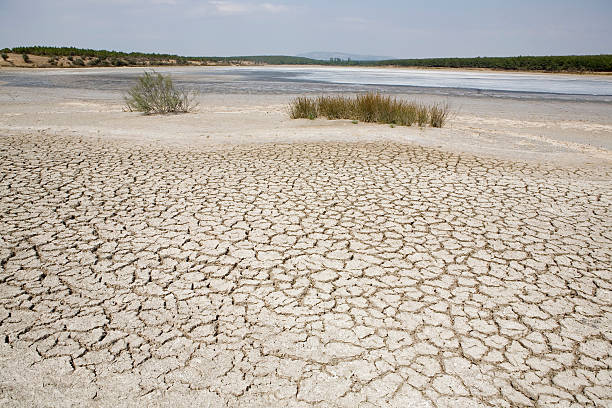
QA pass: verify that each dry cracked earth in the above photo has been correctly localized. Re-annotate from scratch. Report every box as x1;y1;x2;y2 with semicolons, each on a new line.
0;132;611;407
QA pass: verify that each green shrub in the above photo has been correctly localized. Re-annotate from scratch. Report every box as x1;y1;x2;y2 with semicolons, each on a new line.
22;54;30;63
124;71;199;114
1;53;8;61
289;93;451;128
67;56;73;61
73;58;85;66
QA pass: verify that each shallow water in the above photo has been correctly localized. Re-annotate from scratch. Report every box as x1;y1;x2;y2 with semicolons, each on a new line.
1;66;611;102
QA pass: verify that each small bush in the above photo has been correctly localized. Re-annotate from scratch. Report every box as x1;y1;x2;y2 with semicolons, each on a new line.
124;70;199;115
67;56;73;61
22;54;30;63
73;58;85;66
289;93;451;128
1;53;8;61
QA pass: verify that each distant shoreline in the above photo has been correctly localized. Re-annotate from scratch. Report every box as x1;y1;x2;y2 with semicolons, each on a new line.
2;47;611;75
1;61;611;77
269;64;612;76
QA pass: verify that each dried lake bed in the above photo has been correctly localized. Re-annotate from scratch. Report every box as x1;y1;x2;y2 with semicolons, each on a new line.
0;67;611;407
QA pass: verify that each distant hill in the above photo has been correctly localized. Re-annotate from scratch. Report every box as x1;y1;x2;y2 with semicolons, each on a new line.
297;51;393;61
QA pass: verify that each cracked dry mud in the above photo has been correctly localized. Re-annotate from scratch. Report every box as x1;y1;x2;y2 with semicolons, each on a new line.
0;133;611;407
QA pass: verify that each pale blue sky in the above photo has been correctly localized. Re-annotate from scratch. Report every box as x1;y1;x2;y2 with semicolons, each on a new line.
1;0;611;57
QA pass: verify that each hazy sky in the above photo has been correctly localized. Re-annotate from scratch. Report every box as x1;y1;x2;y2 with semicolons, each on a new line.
1;0;611;58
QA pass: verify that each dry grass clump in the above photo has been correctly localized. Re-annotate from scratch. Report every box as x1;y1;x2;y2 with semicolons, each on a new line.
289;93;450;128
428;103;451;128
124;71;198;115
288;97;318;120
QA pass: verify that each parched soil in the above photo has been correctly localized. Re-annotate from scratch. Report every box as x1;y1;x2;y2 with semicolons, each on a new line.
0;133;610;407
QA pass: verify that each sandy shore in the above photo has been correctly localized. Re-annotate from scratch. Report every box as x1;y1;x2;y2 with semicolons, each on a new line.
1;83;611;165
0;85;611;407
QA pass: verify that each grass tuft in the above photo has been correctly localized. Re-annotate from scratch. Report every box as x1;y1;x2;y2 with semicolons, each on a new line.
288;93;450;128
428;102;450;128
124;70;199;115
289;97;318;120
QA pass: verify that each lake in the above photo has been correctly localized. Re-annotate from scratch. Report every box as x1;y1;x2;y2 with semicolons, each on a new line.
1;66;611;102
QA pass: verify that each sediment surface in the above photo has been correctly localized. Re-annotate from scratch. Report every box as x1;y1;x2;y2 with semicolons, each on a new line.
1;133;610;407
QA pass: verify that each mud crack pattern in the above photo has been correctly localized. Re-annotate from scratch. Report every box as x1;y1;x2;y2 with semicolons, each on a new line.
0;134;611;407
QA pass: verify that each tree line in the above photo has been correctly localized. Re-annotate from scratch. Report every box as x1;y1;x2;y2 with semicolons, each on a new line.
2;46;611;72
364;55;612;72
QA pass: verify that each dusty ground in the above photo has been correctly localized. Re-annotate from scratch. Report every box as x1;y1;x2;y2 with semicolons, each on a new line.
0;84;611;407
